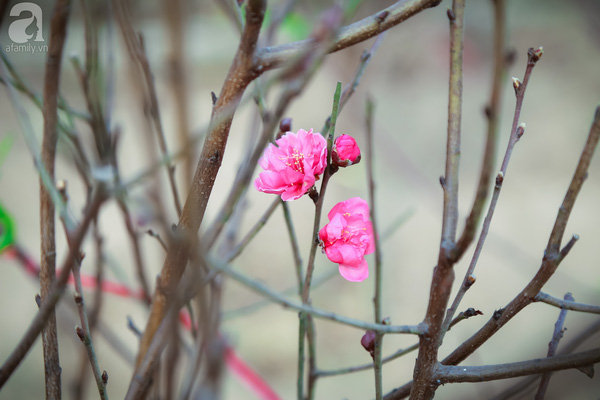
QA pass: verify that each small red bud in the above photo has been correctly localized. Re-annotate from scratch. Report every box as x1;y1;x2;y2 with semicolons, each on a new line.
361;330;377;358
279;118;292;134
76;326;85;341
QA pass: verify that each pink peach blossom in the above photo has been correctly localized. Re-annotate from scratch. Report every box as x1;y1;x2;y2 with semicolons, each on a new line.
318;197;375;282
254;129;327;201
332;134;361;167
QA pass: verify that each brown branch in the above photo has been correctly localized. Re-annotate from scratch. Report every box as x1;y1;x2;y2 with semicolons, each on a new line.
133;0;443;375
134;0;266;368
410;1;465;399
442;45;541;338
256;0;442;71
39;0;72;397
441;104;600;366
436;348;600;384
0;189;106;388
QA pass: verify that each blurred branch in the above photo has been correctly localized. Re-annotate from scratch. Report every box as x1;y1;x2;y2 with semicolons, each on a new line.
225;198;280;262
535;292;573;399
40;1;72;397
163;0;194;188
490;318;600;400
213;260;424;335
0;189;106;388
535;291;600;314
452;0;509;261
257;0;442;70
134;0;267;369
112;0;183;216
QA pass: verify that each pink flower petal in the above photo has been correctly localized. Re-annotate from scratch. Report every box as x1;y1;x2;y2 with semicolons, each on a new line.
338;259;369;282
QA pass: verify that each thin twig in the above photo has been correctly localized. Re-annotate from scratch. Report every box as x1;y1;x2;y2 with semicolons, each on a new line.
366;96;384;400
452;0;509;261
301;80;343;400
387;102;600;400
535;292;600;314
441;45;541;338
436;348;600;384
0;189;106;388
72;267;109;400
316;309;481;379
163;0;194;189
213;260;423;334
256;0;442;70
535;292;574;399
112;0;182;216
281;200;304;293
40;1;72;396
225;198;280;262
490;318;600;400
146;229;169;252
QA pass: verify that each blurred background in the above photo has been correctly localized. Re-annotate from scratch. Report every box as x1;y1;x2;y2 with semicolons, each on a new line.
1;0;599;399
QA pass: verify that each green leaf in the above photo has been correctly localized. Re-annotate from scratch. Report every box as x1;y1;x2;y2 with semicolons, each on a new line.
0;202;16;252
281;13;310;41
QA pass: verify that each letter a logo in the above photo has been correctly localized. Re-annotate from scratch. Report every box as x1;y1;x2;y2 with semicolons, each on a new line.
8;3;45;44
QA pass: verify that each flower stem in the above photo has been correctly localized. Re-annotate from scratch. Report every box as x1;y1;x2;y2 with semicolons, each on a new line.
365;96;384;399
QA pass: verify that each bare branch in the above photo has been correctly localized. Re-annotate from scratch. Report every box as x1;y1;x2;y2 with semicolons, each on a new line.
256;0;442;71
535;292;574;399
436;348;600;384
0;190;106;388
410;1;465;398
40;0;72;396
535;292;600;314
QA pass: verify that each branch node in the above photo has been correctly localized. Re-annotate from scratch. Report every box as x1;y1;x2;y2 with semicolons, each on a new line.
446;8;456;22
375;10;389;23
75;326;85;341
495;171;504;187
516;122;526;139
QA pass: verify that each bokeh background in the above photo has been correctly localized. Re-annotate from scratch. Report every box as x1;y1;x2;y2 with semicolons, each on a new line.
1;0;599;399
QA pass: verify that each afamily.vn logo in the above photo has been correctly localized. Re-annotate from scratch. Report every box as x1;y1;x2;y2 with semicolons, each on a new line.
5;2;48;53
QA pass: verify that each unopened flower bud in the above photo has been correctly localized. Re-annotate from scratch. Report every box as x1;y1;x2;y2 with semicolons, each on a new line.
512;77;521;95
332;134;361;167
528;46;544;64
517;123;526;139
466;274;476;288
361;330;376;358
496;171;504;186
279;118;292;134
76;326;85;341
102;370;109;385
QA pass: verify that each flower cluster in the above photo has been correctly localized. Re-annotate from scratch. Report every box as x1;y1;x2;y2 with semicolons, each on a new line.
254;129;327;201
318;197;375;282
255;128;374;282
